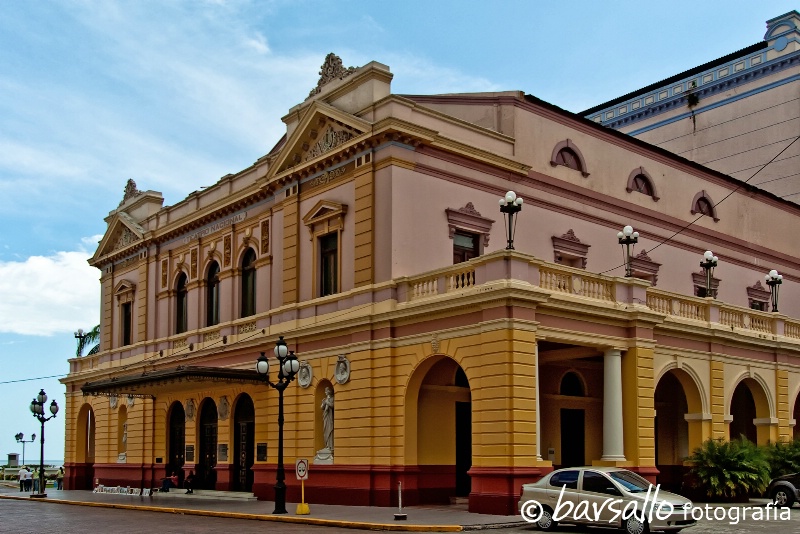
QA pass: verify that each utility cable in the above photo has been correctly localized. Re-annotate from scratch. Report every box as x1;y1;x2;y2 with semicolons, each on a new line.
599;135;800;275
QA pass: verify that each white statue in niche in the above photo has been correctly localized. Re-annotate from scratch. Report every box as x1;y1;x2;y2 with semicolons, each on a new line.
314;387;334;465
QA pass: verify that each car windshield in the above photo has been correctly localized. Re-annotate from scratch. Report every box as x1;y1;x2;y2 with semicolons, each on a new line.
608;470;653;493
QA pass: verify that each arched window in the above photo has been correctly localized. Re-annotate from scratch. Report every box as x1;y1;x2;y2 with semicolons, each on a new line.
240;248;256;318
556;148;581;170
175;273;188;334
690;190;719;221
206;262;220;327
695;198;713;216
550;139;590;177
560;371;585;397
632;175;653;195
626;167;659;201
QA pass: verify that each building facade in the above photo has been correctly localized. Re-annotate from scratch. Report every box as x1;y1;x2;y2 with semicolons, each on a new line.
582;11;800;200
63;51;800;515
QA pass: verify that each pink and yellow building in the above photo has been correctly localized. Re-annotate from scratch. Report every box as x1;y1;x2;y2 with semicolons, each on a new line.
63;49;800;515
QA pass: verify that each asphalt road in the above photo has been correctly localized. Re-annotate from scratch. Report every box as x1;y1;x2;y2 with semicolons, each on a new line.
0;498;797;533
0;499;360;534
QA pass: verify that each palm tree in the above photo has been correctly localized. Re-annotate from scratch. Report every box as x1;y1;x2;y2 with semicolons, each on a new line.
75;324;100;357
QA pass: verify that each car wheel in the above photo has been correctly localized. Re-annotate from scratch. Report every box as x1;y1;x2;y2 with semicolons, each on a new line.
535;505;558;531
772;487;795;508
623;516;649;534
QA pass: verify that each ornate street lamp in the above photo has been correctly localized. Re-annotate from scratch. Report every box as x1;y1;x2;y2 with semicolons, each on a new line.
29;389;58;498
256;336;300;514
14;432;36;466
617;225;639;277
700;250;718;298
499;190;523;250
765;269;783;312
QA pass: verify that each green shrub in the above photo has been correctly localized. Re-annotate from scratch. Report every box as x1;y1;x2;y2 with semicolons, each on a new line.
686;437;771;500
766;439;800;478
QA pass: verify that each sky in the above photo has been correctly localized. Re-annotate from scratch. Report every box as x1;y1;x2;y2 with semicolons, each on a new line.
0;0;796;465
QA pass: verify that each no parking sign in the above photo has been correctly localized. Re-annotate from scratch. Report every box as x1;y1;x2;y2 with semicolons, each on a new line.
296;458;309;480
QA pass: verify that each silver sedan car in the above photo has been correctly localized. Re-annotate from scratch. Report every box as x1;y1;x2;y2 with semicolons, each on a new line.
518;467;696;533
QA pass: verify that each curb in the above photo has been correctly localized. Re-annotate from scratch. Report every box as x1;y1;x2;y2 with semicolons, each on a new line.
0;494;464;532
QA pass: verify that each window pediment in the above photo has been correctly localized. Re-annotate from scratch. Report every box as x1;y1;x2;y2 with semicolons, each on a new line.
303;200;348;238
630;249;661;285
114;279;136;303
445;202;494;247
746;280;770;302
552;229;590;268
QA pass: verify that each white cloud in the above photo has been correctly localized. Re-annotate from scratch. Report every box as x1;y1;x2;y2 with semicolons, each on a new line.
0;245;100;336
244;32;270;54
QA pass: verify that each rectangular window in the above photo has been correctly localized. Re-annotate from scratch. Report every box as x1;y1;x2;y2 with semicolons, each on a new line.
121;302;132;346
320;233;338;297
453;231;479;264
749;300;767;311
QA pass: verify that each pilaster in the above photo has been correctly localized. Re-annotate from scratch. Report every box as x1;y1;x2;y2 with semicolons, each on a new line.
710;360;726;439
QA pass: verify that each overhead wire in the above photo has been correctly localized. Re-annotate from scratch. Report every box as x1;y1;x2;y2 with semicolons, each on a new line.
599;135;800;275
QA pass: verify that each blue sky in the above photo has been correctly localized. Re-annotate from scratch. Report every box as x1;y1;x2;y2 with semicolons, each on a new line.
0;0;796;464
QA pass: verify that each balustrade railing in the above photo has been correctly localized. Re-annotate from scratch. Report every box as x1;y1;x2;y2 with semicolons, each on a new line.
539;265;614;301
646;290;708;321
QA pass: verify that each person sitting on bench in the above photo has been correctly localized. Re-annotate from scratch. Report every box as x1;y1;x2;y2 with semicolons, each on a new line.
160;472;179;492
184;471;195;494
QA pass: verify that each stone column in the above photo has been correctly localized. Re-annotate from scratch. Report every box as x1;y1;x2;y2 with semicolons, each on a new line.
602;349;626;461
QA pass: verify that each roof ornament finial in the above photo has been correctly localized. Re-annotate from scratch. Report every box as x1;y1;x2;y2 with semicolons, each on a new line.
307;53;358;99
119;178;142;206
119;179;142;206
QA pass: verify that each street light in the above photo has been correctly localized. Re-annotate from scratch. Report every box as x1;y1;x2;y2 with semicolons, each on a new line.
765;269;783;312
499;190;523;250
617;225;639;277
29;389;58;498
256;336;300;514
700;250;718;298
14;432;36;466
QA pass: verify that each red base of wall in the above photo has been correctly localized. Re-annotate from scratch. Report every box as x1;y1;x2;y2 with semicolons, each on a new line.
64;462;94;491
629;465;660;485
66;462;553;515
467;466;553;515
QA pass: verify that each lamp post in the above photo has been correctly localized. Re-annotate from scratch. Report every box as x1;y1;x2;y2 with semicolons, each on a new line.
14;432;36;466
29;389;58;498
617;225;639;277
499;190;523;250
765;269;783;312
700;250;718;298
256;336;300;514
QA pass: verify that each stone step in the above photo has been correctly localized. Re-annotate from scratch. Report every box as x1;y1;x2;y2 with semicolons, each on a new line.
155;489;258;501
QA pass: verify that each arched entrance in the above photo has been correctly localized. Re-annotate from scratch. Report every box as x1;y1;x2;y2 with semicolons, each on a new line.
72;404;96;490
406;356;471;503
168;402;185;487
233;394;254;492
794;391;800;440
729;377;772;444
198;398;218;490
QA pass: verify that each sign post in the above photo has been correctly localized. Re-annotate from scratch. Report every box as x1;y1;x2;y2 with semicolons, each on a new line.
295;458;310;515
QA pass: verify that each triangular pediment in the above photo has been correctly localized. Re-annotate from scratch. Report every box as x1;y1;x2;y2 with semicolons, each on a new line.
91;212;145;263
302;200;348;227
267;101;371;180
113;279;136;295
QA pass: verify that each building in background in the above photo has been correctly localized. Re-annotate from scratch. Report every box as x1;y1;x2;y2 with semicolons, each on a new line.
582;11;800;200
63;44;800;515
